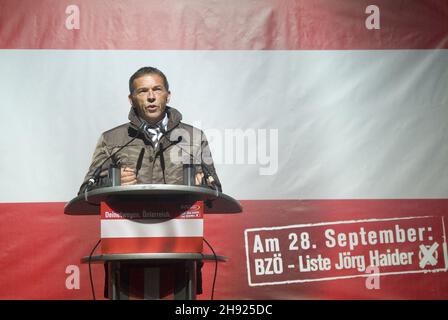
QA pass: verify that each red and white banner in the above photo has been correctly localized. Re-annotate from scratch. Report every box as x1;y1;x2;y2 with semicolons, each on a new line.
100;201;203;254
0;0;447;299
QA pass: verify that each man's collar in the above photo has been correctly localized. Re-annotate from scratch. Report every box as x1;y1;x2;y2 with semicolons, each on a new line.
155;112;169;132
129;106;182;132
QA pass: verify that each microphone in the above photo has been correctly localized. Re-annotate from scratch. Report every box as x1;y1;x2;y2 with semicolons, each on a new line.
169;136;221;192
86;121;149;189
159;136;182;153
157;136;183;184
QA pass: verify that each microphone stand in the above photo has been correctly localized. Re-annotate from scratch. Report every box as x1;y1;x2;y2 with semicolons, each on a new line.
83;121;148;201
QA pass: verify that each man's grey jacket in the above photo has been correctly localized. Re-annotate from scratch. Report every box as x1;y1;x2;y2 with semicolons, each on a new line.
79;106;221;194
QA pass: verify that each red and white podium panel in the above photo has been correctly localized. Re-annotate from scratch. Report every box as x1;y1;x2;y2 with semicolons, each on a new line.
100;200;204;254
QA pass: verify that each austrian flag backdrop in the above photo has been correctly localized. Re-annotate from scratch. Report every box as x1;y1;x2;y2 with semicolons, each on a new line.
0;0;447;299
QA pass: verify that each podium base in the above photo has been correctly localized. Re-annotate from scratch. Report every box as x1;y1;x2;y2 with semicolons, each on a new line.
82;253;227;300
106;260;197;300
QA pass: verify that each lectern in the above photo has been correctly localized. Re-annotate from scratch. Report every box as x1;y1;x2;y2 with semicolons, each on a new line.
64;184;242;300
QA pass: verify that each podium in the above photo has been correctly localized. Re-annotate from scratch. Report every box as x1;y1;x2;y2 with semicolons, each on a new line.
64;184;242;300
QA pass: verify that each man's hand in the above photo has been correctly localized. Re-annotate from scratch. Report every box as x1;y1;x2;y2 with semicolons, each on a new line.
195;172;216;187
195;172;204;185
121;167;137;185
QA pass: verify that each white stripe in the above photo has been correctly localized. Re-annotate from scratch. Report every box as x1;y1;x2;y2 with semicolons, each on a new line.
0;50;447;201
101;219;203;238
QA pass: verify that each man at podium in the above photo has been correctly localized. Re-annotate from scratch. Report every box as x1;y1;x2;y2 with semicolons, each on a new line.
77;66;223;298
78;66;221;194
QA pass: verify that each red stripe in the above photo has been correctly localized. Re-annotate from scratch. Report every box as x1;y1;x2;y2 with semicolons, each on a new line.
202;199;448;300
0;200;447;299
1;0;446;50
101;237;203;254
